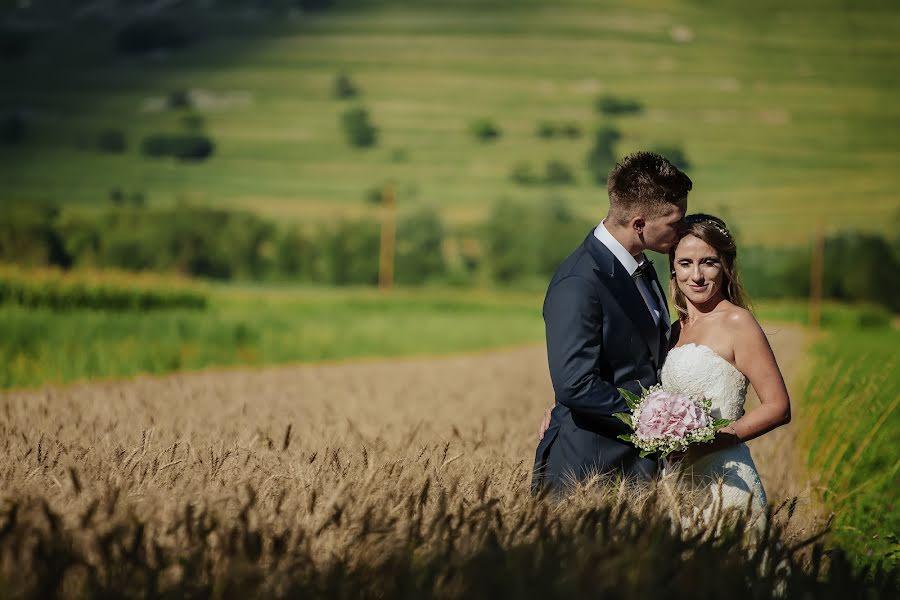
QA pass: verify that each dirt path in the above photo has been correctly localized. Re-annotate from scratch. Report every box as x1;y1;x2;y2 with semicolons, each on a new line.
744;324;815;504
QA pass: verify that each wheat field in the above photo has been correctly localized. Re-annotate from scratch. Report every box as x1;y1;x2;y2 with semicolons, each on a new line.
0;326;893;597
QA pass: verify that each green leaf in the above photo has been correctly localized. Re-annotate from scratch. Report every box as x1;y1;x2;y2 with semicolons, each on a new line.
712;418;732;429
617;434;633;443
612;412;633;428
639;450;651;458
618;387;642;410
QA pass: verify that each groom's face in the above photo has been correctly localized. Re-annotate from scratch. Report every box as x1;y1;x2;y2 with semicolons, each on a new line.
642;202;686;253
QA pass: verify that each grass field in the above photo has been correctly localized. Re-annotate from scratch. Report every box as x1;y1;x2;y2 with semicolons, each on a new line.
1;271;890;392
0;285;545;390
2;0;899;244
801;327;899;570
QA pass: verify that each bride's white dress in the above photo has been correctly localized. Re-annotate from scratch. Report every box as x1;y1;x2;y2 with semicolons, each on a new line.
661;343;768;528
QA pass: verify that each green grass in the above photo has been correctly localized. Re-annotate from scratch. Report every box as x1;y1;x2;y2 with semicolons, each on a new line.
753;300;893;329
801;326;899;571
0;285;545;390
1;283;886;392
2;0;899;244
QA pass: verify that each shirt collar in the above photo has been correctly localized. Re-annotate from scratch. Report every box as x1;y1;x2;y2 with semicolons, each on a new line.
593;220;647;276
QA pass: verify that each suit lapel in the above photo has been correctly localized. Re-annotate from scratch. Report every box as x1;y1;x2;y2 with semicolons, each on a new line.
583;233;663;368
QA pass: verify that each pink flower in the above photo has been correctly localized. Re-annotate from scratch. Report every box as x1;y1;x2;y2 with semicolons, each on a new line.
635;390;708;441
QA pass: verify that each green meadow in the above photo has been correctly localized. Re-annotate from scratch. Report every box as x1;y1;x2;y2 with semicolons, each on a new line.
0;285;545;390
2;0;899;244
801;327;899;570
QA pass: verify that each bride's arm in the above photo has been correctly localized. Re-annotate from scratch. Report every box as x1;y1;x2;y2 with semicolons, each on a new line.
726;310;792;444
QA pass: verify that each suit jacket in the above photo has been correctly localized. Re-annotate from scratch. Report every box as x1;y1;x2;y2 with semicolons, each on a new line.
531;231;668;494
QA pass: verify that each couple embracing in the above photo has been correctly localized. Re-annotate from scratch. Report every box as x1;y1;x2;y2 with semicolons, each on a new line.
531;151;791;526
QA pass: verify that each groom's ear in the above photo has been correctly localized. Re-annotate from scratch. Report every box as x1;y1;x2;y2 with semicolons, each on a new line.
632;217;646;234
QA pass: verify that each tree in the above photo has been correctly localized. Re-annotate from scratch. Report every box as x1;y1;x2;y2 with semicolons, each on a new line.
585;126;622;184
341;107;378;148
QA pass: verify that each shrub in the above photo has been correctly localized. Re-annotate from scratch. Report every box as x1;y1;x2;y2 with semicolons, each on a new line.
595;95;644;116
510;161;538;185
341;107;378;148
395;207;447;284
333;73;359;99
544;159;575;185
470;118;500;142
167;90;192;110
275;227;319;281
536;121;557;138
0;206;70;268
561;121;582;138
319;220;380;285
170;134;215;161
823;232;900;312
365;183;387;205
741;232;900;313
484;196;589;283
484;199;532;282
115;19;189;55
109;188;125;206
140;134;214;161
96;129;127;153
585;126;622;184
741;246;810;299
0;113;27;145
0;266;207;312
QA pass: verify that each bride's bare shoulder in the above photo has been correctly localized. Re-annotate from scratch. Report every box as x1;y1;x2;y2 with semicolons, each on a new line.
722;304;766;340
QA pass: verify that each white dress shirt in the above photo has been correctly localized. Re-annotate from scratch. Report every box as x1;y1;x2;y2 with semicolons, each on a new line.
593;220;670;333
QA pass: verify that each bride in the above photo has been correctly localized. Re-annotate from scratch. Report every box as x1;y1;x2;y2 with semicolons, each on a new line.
662;213;791;527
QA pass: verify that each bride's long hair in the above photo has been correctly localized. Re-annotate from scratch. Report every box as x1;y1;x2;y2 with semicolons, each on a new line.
669;213;751;320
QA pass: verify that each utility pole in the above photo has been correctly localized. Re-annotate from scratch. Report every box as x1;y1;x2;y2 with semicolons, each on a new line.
809;220;825;330
378;182;396;290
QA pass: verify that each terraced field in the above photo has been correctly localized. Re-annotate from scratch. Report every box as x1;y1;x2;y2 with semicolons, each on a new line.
2;0;899;244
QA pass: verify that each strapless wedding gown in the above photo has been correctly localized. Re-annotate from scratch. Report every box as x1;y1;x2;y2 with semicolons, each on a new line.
661;343;768;529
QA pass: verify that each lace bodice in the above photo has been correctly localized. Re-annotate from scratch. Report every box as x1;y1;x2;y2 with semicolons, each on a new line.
661;343;750;421
660;343;767;528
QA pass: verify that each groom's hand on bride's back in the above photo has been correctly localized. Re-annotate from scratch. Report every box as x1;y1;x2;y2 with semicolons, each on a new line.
538;405;553;441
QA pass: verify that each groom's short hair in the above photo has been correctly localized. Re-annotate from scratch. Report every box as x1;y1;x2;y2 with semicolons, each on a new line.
607;151;692;224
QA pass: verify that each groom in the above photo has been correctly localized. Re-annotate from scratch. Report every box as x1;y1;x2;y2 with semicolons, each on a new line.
531;151;692;494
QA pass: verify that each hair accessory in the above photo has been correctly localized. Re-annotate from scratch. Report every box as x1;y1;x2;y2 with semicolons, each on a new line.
686;214;732;240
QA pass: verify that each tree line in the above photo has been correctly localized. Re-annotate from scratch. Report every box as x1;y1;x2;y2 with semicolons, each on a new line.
1;201;898;313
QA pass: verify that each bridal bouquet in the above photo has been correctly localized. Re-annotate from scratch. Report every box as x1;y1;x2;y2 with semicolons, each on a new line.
613;385;732;458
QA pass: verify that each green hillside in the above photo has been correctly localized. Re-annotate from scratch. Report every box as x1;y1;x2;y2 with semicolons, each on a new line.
2;0;899;244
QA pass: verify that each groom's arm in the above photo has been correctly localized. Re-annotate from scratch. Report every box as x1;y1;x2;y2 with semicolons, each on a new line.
543;276;630;431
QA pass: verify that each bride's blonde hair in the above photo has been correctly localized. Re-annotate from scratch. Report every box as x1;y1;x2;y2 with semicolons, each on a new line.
669;214;751;320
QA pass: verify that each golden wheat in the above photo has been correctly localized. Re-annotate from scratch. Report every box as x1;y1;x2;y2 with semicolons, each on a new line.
0;333;890;597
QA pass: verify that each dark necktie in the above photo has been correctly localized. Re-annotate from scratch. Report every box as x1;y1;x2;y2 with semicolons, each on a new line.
633;259;662;316
634;259;670;363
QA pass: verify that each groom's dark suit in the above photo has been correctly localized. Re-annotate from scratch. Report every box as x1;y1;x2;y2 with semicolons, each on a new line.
531;230;669;494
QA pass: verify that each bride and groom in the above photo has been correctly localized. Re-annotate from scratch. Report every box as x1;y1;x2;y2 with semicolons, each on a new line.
530;151;791;525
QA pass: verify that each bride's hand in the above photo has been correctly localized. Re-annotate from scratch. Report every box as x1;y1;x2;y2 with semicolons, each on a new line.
683;427;740;462
538;405;553;441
